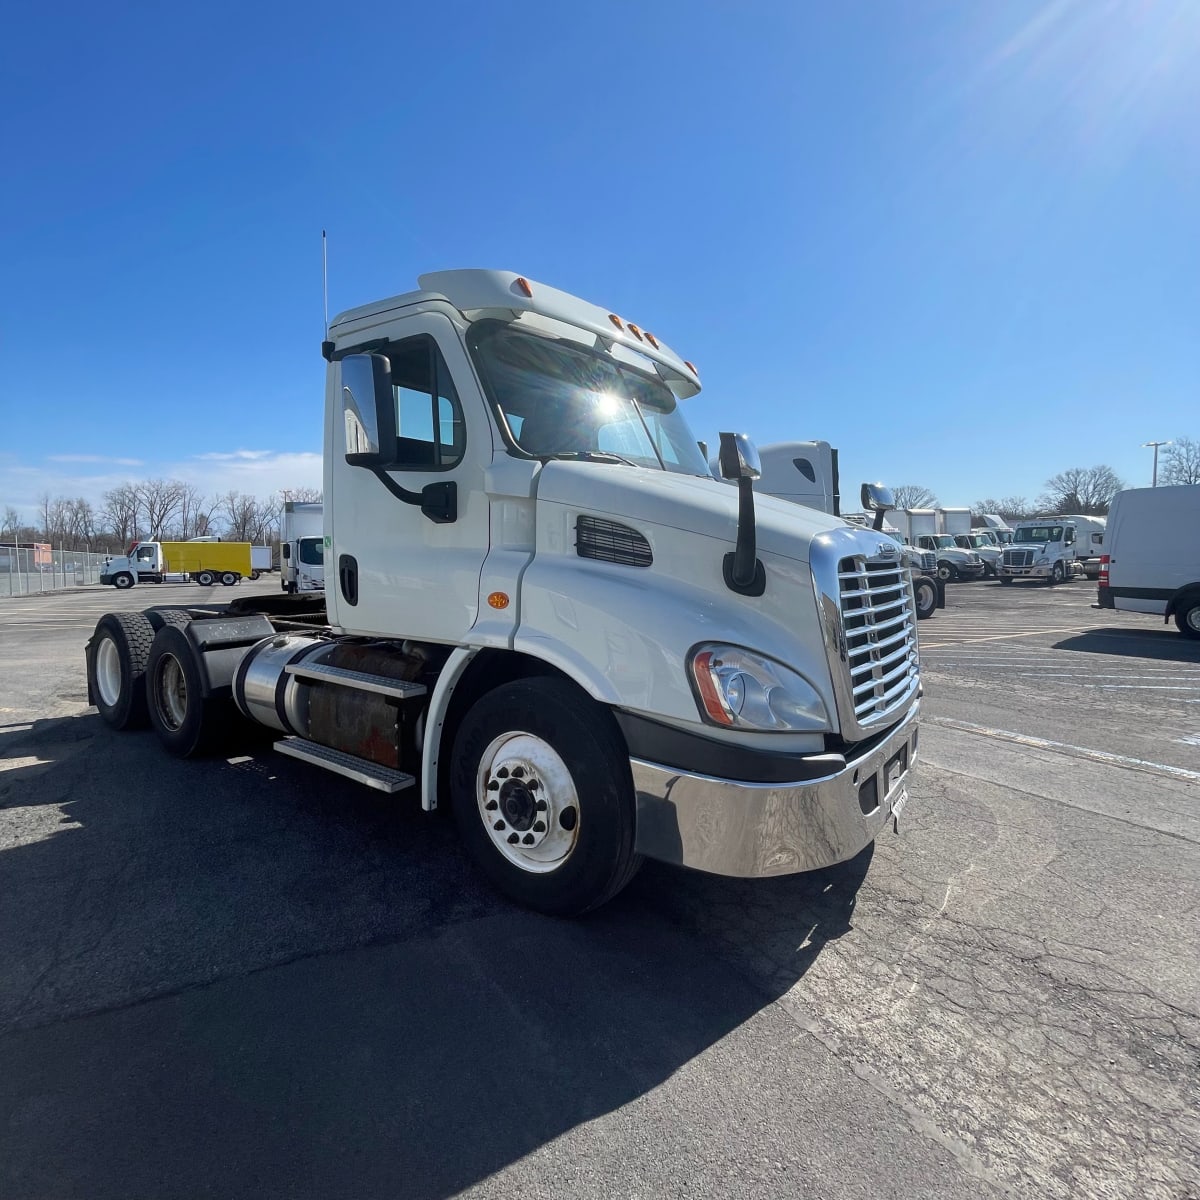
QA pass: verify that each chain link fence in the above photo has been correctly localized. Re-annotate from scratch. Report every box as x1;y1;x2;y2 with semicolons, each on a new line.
0;545;118;596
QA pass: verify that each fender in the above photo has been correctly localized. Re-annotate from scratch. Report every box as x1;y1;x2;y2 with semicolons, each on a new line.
1164;583;1200;623
420;646;479;811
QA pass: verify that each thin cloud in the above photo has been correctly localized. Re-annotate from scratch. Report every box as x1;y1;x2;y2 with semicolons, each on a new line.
46;454;145;466
192;450;275;462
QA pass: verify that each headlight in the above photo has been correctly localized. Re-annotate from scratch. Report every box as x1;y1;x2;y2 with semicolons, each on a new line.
688;644;830;731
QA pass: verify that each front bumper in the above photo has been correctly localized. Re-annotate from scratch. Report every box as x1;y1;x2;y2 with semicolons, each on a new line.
630;701;919;877
1000;563;1051;578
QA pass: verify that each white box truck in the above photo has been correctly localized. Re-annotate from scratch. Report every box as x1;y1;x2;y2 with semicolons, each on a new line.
755;440;943;619
1097;484;1200;638
892;510;985;582
99;541;252;589
280;501;325;593
84;270;921;916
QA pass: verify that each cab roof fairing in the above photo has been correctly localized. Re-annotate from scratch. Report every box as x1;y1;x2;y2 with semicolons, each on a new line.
327;269;701;399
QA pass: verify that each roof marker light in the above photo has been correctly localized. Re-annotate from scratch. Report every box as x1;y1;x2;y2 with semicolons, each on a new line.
514;277;533;297
608;314;625;330
627;323;645;341
644;331;660;348
684;360;700;377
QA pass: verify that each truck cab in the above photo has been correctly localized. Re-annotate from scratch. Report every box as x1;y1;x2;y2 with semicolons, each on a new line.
913;534;985;582
86;270;921;914
952;532;1001;577
999;520;1079;585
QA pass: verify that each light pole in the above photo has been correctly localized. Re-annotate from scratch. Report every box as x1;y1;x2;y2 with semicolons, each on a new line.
1142;440;1172;487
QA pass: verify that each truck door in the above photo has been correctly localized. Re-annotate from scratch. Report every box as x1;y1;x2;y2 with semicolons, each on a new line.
133;542;159;581
329;312;496;644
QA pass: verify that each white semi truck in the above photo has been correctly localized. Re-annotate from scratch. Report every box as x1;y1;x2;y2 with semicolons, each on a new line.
84;270;921;915
280;501;325;593
754;440;944;620
999;518;1082;585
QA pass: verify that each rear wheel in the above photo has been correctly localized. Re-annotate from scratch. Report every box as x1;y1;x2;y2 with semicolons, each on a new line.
145;624;231;756
220;571;239;586
196;570;216;587
1175;600;1200;640
913;576;938;620
86;612;156;729
450;678;641;915
250;570;261;581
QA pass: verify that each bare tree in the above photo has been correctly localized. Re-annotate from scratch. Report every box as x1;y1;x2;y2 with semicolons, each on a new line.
891;484;939;510
220;491;262;542
172;484;223;541
136;479;186;540
1038;465;1125;515
1160;437;1200;486
101;484;141;546
2;506;21;541
280;487;323;504
972;496;1034;521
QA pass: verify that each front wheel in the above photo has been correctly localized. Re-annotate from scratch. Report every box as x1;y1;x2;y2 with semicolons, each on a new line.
450;678;641;915
937;561;958;583
1176;600;1200;640
112;572;134;590
913;577;938;620
999;576;1014;586
1049;562;1064;586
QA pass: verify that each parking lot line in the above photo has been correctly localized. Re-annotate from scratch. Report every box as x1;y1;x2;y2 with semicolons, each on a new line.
921;626;1093;649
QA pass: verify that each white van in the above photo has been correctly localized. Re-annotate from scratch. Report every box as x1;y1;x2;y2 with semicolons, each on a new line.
1098;484;1200;639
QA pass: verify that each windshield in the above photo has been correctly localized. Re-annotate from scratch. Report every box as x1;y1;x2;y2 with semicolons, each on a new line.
1014;526;1063;543
298;537;324;566
965;534;992;548
928;535;956;549
467;320;710;475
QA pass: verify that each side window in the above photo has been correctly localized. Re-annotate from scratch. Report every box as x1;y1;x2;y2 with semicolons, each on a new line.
386;335;465;470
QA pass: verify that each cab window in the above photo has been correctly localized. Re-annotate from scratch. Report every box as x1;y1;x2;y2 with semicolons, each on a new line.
384;335;465;471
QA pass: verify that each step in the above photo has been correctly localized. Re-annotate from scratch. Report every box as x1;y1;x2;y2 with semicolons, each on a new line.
284;661;427;699
274;737;416;793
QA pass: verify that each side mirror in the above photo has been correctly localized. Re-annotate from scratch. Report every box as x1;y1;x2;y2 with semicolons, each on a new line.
717;432;761;481
861;482;895;512
281;544;290;560
341;354;396;467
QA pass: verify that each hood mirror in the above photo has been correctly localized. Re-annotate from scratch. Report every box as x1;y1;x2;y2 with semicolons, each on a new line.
718;433;762;481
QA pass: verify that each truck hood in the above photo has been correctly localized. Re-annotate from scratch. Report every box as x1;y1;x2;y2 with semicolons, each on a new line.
534;461;849;563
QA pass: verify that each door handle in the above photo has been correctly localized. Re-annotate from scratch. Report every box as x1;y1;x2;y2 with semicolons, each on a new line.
338;554;358;606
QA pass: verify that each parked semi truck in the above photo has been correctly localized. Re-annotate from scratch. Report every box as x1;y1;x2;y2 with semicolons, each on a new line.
999;519;1081;585
84;270;921;915
99;541;253;589
755;440;944;619
280;501;325;593
890;510;984;582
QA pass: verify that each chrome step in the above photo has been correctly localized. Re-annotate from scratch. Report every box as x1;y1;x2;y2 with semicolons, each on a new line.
284;661;427;699
274;737;416;793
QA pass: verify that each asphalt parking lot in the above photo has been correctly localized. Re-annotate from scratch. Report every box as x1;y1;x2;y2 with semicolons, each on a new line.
1;577;1197;1199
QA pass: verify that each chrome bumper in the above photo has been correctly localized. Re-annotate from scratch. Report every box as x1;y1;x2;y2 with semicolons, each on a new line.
1000;564;1049;577
630;701;919;878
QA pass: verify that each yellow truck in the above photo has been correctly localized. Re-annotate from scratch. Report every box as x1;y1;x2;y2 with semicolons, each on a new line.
100;540;253;589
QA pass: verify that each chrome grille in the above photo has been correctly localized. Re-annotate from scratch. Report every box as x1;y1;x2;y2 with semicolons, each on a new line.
1003;548;1034;567
921;551;936;573
837;554;920;727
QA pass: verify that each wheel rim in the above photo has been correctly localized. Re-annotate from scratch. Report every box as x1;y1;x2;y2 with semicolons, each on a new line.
154;653;188;731
95;636;122;707
937;565;951;581
222;573;236;585
1188;608;1200;632
476;732;580;873
115;575;131;589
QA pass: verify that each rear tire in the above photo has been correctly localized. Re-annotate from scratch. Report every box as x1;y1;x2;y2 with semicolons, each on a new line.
220;572;239;586
1175;600;1200;640
450;678;641;915
196;570;216;587
145;624;230;757
250;571;261;581
86;612;156;729
913;577;938;620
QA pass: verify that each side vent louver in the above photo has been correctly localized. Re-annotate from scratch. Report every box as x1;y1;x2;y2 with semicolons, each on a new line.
576;516;653;567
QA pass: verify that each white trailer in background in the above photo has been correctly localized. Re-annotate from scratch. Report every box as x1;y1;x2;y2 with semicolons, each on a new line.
280;502;325;593
250;547;274;580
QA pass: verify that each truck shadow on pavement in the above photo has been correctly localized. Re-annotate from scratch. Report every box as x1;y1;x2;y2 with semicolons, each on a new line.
0;712;871;1200
1053;627;1200;663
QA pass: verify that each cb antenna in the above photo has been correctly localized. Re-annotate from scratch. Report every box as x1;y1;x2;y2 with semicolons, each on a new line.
321;230;334;361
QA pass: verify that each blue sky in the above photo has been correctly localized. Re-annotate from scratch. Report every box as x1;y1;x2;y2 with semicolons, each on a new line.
2;0;1197;520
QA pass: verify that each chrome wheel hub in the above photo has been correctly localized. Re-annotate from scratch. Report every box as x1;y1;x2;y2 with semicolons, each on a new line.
156;654;188;731
95;637;121;707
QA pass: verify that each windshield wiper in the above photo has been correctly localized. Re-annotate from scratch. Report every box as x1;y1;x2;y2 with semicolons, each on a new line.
545;450;641;467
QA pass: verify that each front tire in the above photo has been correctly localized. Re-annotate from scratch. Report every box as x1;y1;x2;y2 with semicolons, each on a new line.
999;576;1014;586
1049;562;1064;586
450;678;641;915
937;561;959;583
913;576;938;620
1175;600;1200;640
86;612;156;729
112;572;134;590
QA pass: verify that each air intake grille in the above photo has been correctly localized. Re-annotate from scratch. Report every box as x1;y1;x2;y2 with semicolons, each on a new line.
1003;548;1034;567
838;556;919;725
576;516;653;567
921;551;936;573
